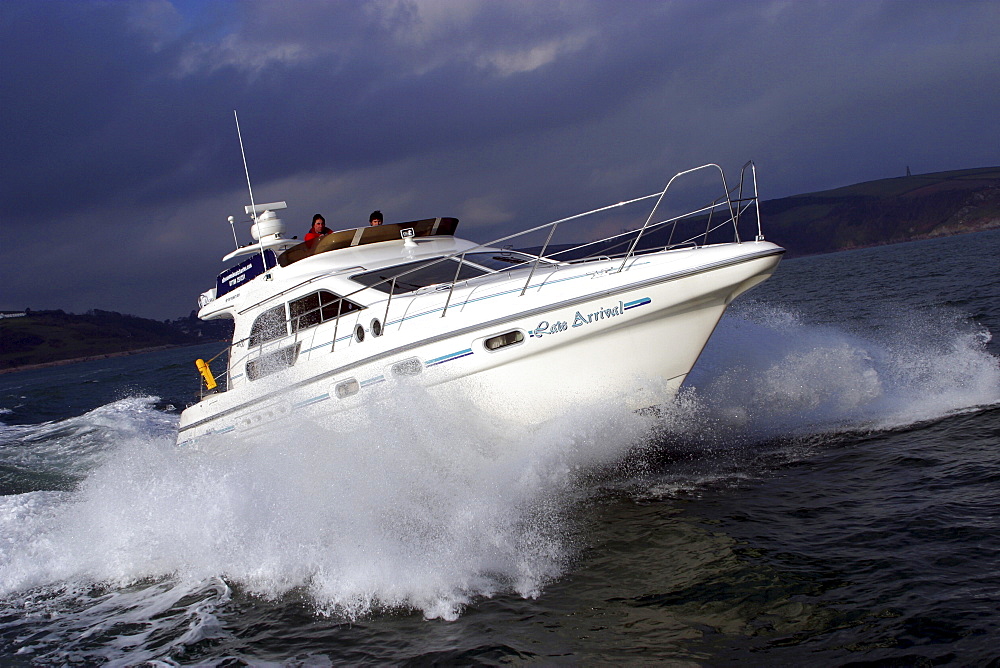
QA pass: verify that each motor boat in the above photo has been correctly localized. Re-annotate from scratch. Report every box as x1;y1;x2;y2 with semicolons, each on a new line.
177;163;783;445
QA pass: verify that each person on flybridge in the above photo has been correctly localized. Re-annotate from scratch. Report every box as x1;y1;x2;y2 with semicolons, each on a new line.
304;214;332;248
369;210;383;226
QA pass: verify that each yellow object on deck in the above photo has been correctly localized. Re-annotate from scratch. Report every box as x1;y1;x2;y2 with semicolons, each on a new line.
195;358;218;391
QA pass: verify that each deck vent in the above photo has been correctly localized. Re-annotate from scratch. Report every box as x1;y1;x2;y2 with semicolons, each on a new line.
484;330;524;351
391;358;423;377
335;378;360;399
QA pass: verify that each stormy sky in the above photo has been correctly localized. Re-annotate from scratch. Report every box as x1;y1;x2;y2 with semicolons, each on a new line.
2;0;998;320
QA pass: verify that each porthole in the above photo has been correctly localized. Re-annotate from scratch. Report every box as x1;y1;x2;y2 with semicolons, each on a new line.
334;378;360;399
391;358;423;377
355;324;365;343
371;318;383;337
484;330;525;351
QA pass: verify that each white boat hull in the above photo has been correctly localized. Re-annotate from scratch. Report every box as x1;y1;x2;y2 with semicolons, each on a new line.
178;242;781;445
428;247;778;421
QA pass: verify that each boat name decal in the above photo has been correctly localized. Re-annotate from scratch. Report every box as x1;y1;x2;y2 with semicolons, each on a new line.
530;299;648;338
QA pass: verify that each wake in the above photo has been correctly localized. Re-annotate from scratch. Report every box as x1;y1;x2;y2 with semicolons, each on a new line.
686;300;1000;440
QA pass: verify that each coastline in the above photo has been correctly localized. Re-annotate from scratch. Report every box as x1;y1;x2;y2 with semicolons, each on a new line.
0;345;183;375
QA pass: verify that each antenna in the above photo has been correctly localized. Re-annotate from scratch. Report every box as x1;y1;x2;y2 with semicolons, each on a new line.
233;110;271;277
234;110;258;225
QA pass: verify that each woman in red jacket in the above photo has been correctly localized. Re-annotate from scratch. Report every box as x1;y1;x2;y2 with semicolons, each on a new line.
304;214;331;248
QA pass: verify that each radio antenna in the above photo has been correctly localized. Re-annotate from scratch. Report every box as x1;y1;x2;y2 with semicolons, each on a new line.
234;110;258;225
233;110;272;277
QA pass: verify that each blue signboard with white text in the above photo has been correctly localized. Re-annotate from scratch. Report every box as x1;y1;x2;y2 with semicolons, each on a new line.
216;250;276;298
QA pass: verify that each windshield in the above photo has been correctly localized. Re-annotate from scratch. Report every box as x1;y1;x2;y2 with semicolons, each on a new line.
350;251;544;295
461;251;538;270
351;258;485;295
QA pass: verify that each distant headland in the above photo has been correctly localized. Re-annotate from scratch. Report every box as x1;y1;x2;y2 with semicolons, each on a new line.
2;166;997;372
0;309;233;373
761;165;1000;257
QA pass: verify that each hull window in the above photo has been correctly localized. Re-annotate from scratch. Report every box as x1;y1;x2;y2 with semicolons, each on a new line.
246;343;300;381
355;324;365;342
484;330;525;351
391;358;423;377
334;378;360;399
371;318;383;337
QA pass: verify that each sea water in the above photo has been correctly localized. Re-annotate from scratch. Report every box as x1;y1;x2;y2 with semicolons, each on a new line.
0;229;998;665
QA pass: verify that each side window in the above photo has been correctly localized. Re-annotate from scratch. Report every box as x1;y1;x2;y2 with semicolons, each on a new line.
289;290;363;333
246;343;300;381
290;292;322;331
248;304;288;346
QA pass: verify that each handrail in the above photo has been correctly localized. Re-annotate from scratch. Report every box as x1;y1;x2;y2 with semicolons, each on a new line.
618;163;735;273
739;160;764;240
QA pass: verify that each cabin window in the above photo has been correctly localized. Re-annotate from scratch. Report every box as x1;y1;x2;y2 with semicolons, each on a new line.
484;330;524;351
289;290;362;332
370;318;383;337
351;258;488;295
246;343;300;381
248;304;288;347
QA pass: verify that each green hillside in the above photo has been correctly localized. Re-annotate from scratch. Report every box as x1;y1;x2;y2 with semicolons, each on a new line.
761;166;1000;256
0;310;231;371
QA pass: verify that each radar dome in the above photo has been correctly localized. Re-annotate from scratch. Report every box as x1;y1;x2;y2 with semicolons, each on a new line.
250;209;285;240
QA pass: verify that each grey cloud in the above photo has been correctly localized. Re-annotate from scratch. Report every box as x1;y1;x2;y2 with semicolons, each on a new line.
1;0;997;318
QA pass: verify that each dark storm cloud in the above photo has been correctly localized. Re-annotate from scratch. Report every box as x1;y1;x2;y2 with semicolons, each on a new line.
1;0;998;318
3;1;670;215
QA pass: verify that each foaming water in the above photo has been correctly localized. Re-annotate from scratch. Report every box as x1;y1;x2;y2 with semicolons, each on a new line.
685;301;1000;440
0;397;176;480
0;385;658;664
